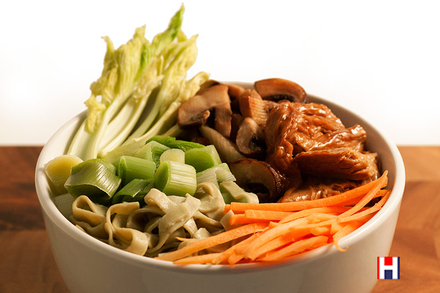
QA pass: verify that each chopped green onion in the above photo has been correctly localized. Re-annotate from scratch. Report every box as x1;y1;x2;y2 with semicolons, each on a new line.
64;158;121;205
134;141;169;168
154;160;196;196
160;148;185;164
118;156;156;185
112;179;153;204
185;145;222;172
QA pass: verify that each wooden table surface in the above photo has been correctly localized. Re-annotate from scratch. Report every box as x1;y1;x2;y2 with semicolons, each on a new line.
0;146;439;293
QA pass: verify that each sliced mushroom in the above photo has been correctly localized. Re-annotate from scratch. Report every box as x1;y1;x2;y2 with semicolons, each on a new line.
178;84;232;138
199;125;245;164
254;78;307;103
230;113;244;142
229;158;285;203
197;79;220;94
238;89;277;128
236;117;266;158
228;84;246;100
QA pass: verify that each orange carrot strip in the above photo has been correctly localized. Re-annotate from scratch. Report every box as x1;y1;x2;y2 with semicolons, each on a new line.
332;221;365;252
338;171;388;218
279;206;351;223
245;210;293;221
260;235;329;262
330;220;345;234
251;223;322;260
310;226;330;236
243;218;310;260
338;190;391;223
229;214;271;226
212;233;260;265
229;210;293;226
229;172;388;213
173;253;222;265
228;214;250;225
307;212;338;222
248;234;294;260
331;189;389;206
155;222;269;262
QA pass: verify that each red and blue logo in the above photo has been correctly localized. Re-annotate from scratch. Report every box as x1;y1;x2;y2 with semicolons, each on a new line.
377;257;400;279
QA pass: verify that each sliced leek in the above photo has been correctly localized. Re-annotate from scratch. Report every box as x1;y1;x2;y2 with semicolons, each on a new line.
112;179;153;204
53;193;76;218
154;160;196;196
44;155;83;195
134;141;169;168
160;148;185;164
64;158;121;205
196;163;235;187
185;145;222;172
146;136;204;152
118;156;156;185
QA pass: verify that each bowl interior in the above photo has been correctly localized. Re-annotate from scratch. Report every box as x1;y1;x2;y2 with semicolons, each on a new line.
35;85;405;272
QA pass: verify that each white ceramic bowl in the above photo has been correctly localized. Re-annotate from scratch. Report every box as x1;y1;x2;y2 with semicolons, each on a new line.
35;85;405;293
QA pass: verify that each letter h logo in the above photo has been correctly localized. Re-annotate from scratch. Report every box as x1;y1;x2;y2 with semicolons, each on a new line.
377;257;400;279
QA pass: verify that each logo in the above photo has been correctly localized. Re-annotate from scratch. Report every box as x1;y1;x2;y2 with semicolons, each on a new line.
377;257;400;279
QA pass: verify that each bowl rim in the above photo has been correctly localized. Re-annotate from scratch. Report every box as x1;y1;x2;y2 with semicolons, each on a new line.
35;87;405;273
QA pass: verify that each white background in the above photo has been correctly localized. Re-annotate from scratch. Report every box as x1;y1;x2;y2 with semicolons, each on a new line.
1;0;439;146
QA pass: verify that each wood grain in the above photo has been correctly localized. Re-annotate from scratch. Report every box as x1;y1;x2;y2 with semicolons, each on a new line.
0;146;439;293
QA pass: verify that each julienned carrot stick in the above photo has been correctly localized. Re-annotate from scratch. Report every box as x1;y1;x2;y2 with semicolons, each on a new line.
332;221;365;252
245;210;293;221
243;218;309;260
279;207;351;224
229;214;271;225
229;210;293;225
155;222;268;262
332;189;388;206
212;233;260;265
338;171;388;218
338;190;391;223
161;171;390;265
227;171;388;213
260;235;329;262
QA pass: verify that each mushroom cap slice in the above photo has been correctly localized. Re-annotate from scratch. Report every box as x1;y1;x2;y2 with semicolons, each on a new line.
227;84;246;100
229;158;284;203
199;126;245;164
235;117;266;158
197;79;220;94
254;78;307;103
177;84;232;137
238;89;277;128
